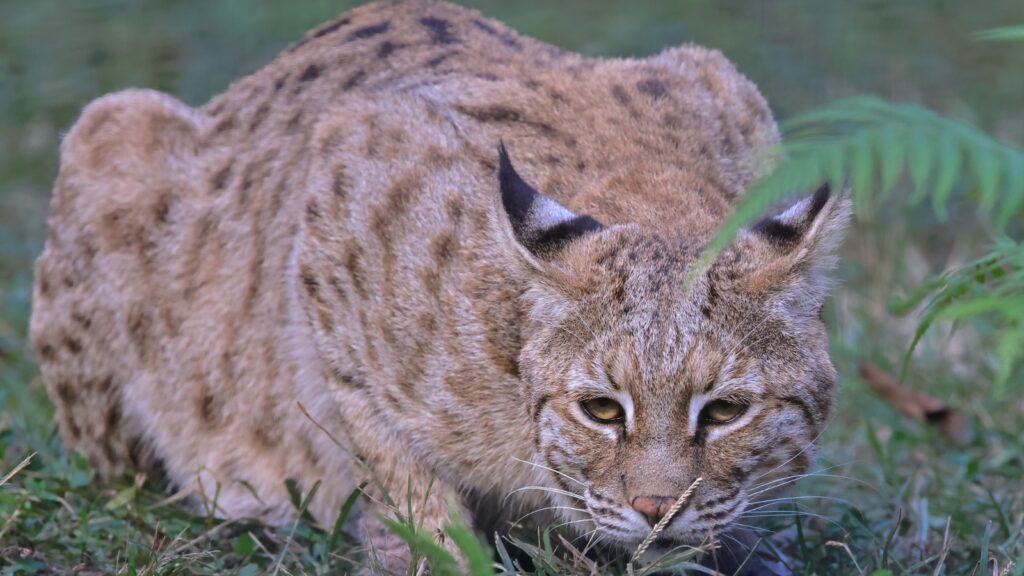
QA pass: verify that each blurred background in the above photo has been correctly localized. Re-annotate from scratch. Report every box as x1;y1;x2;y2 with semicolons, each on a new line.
1;1;1022;574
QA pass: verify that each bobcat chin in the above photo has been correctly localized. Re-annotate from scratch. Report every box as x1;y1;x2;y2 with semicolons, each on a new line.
31;1;849;571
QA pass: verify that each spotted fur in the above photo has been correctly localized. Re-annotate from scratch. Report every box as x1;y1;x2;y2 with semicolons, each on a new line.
30;1;848;571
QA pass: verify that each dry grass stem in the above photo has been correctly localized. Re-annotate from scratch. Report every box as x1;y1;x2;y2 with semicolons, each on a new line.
0;452;34;487
630;476;704;566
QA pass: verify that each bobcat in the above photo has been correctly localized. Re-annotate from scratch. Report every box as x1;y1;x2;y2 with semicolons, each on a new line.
30;0;848;571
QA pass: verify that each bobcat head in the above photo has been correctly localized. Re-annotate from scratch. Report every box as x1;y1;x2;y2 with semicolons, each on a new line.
497;145;849;547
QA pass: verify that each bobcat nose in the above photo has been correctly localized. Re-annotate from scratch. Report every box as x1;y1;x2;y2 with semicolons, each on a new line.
631;496;678;527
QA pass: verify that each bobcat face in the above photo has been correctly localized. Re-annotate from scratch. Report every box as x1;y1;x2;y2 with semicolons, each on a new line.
498;147;847;547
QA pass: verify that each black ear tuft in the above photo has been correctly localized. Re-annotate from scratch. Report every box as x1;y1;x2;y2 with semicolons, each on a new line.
497;144;604;258
498;142;538;236
752;183;831;250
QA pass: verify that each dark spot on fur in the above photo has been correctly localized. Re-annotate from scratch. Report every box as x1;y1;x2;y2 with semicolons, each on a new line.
331;366;366;389
65;417;81;441
211;162;232;192
299;64;321;83
198;393;218;425
212;115;235;136
531;394;551;419
253;424;280;448
306;200;321;223
314;17;350;38
471;18;497;35
287;110;304;129
346;21;390;42
71;312;92;330
612;85;631;106
419;266;441;296
444;195;464;222
430;231;457;264
301;267;319;297
342;240;367;299
425;52;451;68
38;342;55;361
420;17;458;45
274;74;289;92
332;170;350;200
249;102;271;132
207;100;227;117
105;404;121;431
471;17;521;50
377;40;401;58
369;172;421;249
456;104;557;137
127;308;152;362
153;192;171;225
341;69;367;91
637;78;668;100
55;380;76;404
64;336;82;355
328;274;349;306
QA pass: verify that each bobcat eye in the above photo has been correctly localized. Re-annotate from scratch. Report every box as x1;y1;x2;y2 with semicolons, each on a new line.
580;397;625;424
700;400;746;425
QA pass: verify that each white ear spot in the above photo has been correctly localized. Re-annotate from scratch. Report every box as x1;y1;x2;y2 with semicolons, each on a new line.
530;195;577;229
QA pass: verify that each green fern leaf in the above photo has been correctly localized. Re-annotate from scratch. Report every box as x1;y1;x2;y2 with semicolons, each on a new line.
877;125;906;201
968;142;1001;215
998;154;1024;228
850;131;876;218
974;25;1024;41
930;134;962;221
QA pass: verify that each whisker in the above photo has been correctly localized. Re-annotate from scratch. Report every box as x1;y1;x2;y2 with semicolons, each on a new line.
745;495;853;512
739;508;851;533
556;325;588;347
746;463;857;495
747;462;850;491
747;472;877;499
749;424;834;484
723;312;775;360
565;307;601;342
511;505;590;526
511;456;585;486
728;521;775;534
502;485;584;507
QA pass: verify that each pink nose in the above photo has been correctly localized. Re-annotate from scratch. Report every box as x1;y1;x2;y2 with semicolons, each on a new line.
631;496;678;527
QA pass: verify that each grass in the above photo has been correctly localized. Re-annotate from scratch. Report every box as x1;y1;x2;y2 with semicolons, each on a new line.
2;1;1023;574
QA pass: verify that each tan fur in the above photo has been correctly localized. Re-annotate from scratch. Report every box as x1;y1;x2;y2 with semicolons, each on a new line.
30;1;848;571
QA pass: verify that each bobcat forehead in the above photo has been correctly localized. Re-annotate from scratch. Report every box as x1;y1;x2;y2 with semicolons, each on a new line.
31;0;846;571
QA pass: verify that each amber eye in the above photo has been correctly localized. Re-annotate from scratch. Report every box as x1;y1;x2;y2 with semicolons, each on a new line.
700;400;747;425
580;397;625;424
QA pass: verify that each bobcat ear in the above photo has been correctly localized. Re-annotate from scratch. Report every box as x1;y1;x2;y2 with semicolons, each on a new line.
750;183;836;250
715;183;850;309
497;143;604;260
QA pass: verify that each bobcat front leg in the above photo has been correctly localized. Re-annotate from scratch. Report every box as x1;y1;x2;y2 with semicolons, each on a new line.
339;395;469;574
358;466;466;575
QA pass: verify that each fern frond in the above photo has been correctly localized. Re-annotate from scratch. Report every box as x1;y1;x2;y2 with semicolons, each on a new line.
974;25;1024;42
895;239;1024;396
690;96;1024;395
694;97;1024;273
